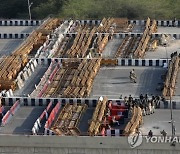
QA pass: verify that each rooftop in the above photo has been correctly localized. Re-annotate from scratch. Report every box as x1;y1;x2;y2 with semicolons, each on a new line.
0;18;179;137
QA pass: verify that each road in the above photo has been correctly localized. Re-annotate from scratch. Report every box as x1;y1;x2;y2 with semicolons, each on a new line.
140;109;180;136
102;38;122;58
14;64;49;97
90;66;167;99
0;106;45;135
145;40;180;59
79;108;94;133
0;39;23;57
157;27;180;34
0;26;37;34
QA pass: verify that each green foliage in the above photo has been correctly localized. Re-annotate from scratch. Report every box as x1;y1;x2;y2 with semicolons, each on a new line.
0;0;179;19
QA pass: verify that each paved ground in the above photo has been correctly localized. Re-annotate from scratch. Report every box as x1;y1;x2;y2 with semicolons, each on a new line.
14;64;49;97
0;106;45;135
145;40;180;59
0;39;23;57
157;27;180;34
131;26;180;34
131;25;144;33
102;38;122;58
0;26;37;34
140;109;180;136
90;66;167;99
79;108;94;133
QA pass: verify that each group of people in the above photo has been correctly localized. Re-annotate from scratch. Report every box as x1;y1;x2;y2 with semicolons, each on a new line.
148;129;167;137
124;94;163;116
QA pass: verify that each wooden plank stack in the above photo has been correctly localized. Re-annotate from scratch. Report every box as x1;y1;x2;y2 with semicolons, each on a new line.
64;27;96;58
162;53;179;98
51;103;87;136
123;106;143;136
134;17;157;58
42;58;101;98
96;18;114;53
0;18;61;91
88;97;108;136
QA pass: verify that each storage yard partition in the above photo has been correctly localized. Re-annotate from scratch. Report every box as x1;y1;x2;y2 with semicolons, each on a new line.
2;97;180;109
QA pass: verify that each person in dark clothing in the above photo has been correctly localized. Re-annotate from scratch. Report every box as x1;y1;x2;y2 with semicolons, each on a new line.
156;95;161;108
161;130;167;137
128;95;133;103
148;130;153;137
144;94;148;102
140;94;144;100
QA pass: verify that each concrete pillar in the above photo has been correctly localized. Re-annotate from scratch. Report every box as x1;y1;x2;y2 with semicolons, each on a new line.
177;34;180;39
122;33;125;38
136;20;139;25
22;71;28;81
117;58;121;66
169;21;172;26
115;34;120;39
175;21;178;27
132;59;135;66
22;20;26;26
159;59;163;66
5;91;10;97
139;60;142;66
42;98;46;106
17;79;24;89
7;21;10;26
4;98;9;106
145;59;149;66
152;60;156;66
81;20;84;26
27;68;32;77
35;99;39;106
2;21;5;26
125;59;128;66
9;89;13;96
141;20;145;26
30;63;35;72
28;98;31;106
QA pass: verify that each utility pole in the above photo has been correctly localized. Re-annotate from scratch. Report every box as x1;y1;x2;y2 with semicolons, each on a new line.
28;0;33;20
170;86;176;146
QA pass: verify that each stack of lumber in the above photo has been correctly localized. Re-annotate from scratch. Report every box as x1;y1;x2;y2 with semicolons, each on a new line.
162;53;179;98
134;17;157;58
123;106;143;136
0;18;60;91
88;97;108;136
42;58;101;98
51;103;87;136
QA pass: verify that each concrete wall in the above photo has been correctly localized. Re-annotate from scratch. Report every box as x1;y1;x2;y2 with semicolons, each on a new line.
0;135;179;154
67;33;180;39
76;19;180;27
0;20;42;26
